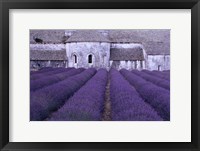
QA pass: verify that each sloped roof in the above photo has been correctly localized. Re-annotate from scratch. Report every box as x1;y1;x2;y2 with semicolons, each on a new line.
30;29;170;55
108;29;170;43
30;50;67;61
109;30;143;43
144;41;170;55
110;47;144;61
67;30;110;42
30;30;66;44
109;29;170;55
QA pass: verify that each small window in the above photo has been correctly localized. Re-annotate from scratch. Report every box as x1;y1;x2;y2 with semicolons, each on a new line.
73;54;77;63
88;54;92;63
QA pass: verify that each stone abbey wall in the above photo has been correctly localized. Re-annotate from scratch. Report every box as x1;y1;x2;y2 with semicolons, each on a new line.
30;43;170;71
30;44;65;51
30;60;67;70
66;42;110;69
110;60;145;70
146;55;170;71
30;29;170;71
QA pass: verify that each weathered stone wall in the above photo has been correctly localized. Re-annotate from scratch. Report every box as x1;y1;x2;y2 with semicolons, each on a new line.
30;60;67;70
111;43;143;49
146;55;170;71
110;60;145;70
30;43;67;69
30;61;49;70
164;55;170;70
110;43;146;70
66;42;110;69
29;42;170;71
50;60;67;68
30;44;65;51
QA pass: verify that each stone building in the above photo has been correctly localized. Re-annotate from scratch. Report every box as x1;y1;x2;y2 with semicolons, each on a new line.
30;50;67;68
30;29;170;71
66;30;110;69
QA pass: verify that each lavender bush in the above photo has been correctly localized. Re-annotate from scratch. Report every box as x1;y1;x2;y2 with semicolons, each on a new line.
48;69;108;121
30;68;71;80
120;69;170;121
39;67;53;71
110;69;162;121
132;70;170;90
163;70;170;72
162;71;170;78
30;68;84;91
30;68;97;121
142;70;170;81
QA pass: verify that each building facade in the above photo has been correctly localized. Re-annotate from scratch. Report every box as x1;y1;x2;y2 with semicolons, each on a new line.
30;30;170;71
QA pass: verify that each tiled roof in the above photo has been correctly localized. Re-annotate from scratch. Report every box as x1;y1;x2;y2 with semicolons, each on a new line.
30;50;67;61
110;47;144;61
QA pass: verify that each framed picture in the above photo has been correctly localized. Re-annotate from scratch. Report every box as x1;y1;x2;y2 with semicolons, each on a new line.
0;0;199;151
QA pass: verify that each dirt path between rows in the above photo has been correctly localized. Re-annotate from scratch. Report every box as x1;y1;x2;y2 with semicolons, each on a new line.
102;79;111;121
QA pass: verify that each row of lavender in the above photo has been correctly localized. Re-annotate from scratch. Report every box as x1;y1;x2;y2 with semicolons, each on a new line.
30;68;85;91
110;69;163;121
120;69;170;120
49;69;108;121
142;70;170;81
30;68;170;121
30;68;97;120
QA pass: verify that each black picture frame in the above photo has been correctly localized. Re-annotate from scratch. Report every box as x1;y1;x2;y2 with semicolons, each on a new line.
0;0;199;151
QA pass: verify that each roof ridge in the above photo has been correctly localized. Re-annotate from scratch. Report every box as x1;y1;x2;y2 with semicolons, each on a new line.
67;30;110;42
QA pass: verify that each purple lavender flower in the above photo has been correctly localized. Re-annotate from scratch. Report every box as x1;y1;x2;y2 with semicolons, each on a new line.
30;68;73;80
48;69;108;121
142;70;170;81
31;67;55;75
110;69;163;121
30;68;97;121
30;68;84;91
120;69;170;121
132;70;170;90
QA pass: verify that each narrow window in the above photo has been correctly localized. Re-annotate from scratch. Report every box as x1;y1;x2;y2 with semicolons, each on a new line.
73;54;77;63
88;54;92;63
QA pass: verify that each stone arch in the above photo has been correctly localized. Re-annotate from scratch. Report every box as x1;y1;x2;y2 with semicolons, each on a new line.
71;53;79;68
71;53;78;64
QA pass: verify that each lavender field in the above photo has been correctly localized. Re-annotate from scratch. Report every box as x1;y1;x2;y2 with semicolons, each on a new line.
30;68;170;121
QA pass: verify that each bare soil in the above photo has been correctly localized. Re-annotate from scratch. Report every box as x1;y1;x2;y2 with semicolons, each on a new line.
102;79;112;121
